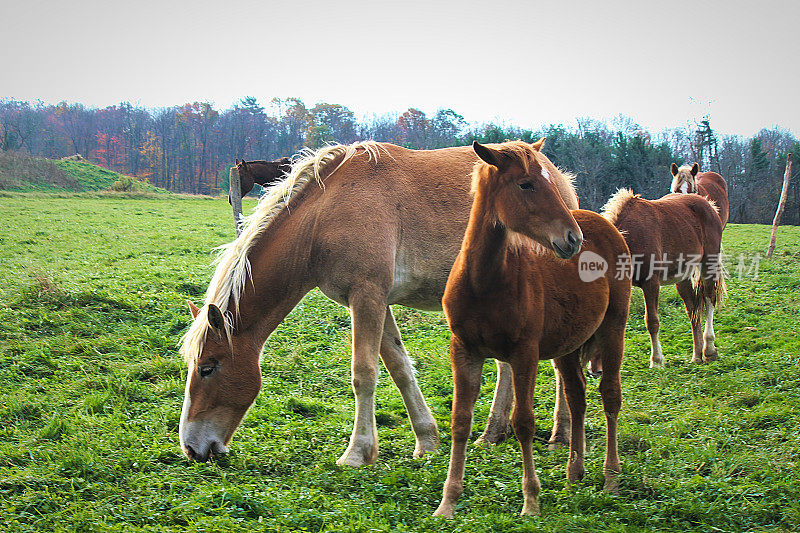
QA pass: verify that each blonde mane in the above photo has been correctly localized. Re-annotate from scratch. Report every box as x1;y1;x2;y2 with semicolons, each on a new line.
601;188;639;224
180;141;387;363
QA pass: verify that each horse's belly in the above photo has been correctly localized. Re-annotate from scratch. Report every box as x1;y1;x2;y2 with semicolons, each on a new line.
387;249;451;311
387;273;446;311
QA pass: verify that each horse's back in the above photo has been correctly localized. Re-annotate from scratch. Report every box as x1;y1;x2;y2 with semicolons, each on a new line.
311;143;477;309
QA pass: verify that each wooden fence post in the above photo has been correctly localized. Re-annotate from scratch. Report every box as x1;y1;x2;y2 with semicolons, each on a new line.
229;165;244;237
766;153;793;258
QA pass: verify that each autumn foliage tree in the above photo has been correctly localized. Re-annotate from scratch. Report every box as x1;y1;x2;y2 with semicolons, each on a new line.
0;96;797;224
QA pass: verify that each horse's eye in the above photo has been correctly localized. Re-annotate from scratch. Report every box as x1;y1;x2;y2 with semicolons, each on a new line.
519;182;534;191
199;364;216;378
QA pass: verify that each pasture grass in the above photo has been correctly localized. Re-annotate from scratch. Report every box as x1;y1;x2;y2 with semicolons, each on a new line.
0;194;798;532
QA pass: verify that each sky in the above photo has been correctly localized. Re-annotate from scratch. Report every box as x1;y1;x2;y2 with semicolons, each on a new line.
1;0;798;137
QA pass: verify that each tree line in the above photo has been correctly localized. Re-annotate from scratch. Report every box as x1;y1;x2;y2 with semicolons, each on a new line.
0;97;797;224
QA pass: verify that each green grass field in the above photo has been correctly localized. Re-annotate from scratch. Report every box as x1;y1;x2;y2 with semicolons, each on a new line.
1;194;798;532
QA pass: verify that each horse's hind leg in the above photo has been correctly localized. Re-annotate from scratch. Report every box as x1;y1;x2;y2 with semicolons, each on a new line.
379;307;439;457
700;276;719;362
642;279;664;367
475;360;513;445
676;279;704;363
338;291;387;467
553;351;586;483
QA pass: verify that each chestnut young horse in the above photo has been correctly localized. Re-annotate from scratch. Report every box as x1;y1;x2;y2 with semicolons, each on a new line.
434;142;631;517
228;158;292;204
603;189;726;367
670;163;729;227
180;140;579;465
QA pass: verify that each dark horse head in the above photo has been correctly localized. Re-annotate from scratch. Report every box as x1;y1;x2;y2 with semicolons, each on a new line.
230;158;292;203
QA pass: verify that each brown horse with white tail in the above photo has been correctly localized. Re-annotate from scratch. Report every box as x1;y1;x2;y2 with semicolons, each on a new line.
603;189;725;367
434;142;632;518
179;140;579;465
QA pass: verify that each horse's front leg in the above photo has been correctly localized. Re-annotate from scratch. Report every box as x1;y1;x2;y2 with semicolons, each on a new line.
337;290;387;467
434;338;483;518
379;307;439;458
510;352;541;516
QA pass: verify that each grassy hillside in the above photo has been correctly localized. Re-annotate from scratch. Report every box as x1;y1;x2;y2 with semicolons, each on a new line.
0;152;166;193
0;195;798;532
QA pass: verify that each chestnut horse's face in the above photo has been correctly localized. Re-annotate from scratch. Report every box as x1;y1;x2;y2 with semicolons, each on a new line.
179;303;262;462
670;162;699;194
473;141;583;259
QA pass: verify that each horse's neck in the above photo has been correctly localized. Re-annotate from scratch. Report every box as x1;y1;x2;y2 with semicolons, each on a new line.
249;163;274;182
231;209;316;345
461;190;512;294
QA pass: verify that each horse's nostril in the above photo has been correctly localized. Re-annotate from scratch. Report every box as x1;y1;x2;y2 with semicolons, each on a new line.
567;231;578;246
185;445;197;460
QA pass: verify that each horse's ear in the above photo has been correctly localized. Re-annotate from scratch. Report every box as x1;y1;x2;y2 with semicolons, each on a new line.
473;141;506;169
235;158;240;165
670;163;679;177
691;163;699;176
188;300;201;319
207;304;226;331
531;137;546;151
240;159;247;170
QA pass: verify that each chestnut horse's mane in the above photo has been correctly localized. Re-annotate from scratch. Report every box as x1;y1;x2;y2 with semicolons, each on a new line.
180;141;388;363
601;188;638;224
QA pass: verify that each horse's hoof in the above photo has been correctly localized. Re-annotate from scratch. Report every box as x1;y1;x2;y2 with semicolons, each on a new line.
413;439;439;458
604;477;620;494
475;430;507;446
432;504;455;518
336;444;377;467
520;500;540;516
703;350;718;363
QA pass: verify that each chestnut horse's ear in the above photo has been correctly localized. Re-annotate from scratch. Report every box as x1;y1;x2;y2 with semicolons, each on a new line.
531;137;546;151
473;141;507;170
691;163;699;176
670;163;679;177
188;300;201;319
207;304;226;331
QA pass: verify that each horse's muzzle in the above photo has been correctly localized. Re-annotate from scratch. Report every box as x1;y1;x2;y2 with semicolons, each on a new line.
552;230;582;259
183;439;229;462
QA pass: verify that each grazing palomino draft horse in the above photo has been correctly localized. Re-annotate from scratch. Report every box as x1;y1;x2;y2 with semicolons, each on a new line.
228;158;292;204
180;140;580;464
602;189;726;367
434;142;632;518
670;163;729;227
